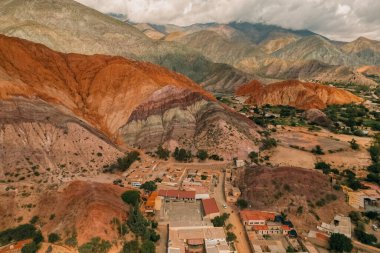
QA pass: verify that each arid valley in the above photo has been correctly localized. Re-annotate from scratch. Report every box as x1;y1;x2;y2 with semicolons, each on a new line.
1;1;380;253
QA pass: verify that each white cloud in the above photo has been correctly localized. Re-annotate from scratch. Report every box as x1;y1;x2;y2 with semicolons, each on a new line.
76;0;380;41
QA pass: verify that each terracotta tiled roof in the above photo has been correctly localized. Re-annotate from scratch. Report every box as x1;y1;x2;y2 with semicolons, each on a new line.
281;225;291;231
145;191;158;208
240;210;276;222
202;198;219;215
253;225;269;231
158;189;195;199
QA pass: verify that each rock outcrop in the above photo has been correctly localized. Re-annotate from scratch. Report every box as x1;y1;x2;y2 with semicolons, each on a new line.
236;80;363;109
303;109;332;127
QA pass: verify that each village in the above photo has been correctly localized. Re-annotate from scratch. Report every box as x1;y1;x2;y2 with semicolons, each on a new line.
115;158;380;253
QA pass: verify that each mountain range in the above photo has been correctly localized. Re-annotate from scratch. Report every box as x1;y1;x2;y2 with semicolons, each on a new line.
132;22;380;90
1;0;379;94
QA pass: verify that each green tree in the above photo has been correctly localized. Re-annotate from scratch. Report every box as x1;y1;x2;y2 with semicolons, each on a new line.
78;237;111;253
236;199;248;209
329;233;353;252
226;232;237;242
140;181;157;193
173;147;192;162
355;229;377;245
105;151;140;173
21;242;38;253
127;205;148;237
211;213;230;227
155;146;170;160
140;240;155;253
121;190;141;206
196;150;208;161
0;224;37;245
48;233;60;243
122;240;139;253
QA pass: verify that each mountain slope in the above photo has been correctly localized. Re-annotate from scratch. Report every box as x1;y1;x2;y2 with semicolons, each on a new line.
0;0;249;92
272;35;363;66
236;80;363;109
341;37;380;65
0;98;123;179
0;34;260;158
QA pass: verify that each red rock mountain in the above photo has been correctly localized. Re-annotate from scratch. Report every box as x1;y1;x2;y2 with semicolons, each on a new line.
0;35;259;158
236;80;363;109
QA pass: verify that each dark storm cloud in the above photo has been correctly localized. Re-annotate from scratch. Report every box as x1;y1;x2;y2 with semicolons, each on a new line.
76;0;380;41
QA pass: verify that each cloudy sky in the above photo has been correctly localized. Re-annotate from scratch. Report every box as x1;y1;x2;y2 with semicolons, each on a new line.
76;0;380;41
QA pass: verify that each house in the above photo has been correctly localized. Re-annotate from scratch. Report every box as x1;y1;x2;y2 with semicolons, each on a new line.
168;227;232;253
234;160;245;168
145;191;160;213
202;198;220;219
158;190;196;202
317;215;352;238
240;210;276;226
346;189;380;211
251;240;286;253
0;239;33;253
252;223;291;235
183;185;210;200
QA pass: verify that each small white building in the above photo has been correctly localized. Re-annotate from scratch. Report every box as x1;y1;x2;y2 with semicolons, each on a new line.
317;215;352;238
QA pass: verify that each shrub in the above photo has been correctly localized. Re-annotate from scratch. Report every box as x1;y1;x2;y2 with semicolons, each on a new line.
29;216;39;225
196;150;208;161
236;199;248;209
104;151;140;173
48;233;60;243
78;237;111;253
140;240;155;253
248;151;259;163
64;236;78;247
349;139;359;150
209;154;223;161
261;138;277;150
355;229;377;245
122;241;139;253
312;145;324;155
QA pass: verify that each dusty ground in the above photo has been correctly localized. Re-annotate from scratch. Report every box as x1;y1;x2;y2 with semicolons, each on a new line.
0;180;132;253
238;166;353;233
266;126;372;171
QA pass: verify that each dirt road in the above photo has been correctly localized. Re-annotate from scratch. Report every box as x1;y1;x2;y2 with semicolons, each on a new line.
213;171;252;253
